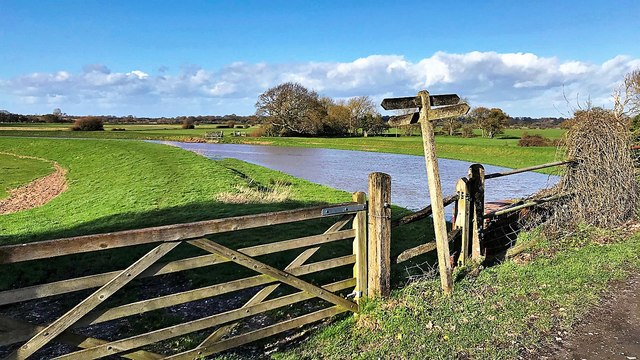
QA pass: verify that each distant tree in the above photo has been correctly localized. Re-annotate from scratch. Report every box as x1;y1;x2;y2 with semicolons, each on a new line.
614;69;640;119
52;108;62;116
322;97;350;135
361;113;388;136
42;113;62;123
71;117;103;131
182;117;195;129
255;82;326;136
442;117;462;136
461;124;474;138
468;107;509;138
346;96;378;136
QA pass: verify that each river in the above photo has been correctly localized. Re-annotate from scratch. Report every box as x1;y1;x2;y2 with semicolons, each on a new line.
155;142;558;212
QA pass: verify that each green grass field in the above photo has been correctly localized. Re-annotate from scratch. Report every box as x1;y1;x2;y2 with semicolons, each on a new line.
0;153;54;199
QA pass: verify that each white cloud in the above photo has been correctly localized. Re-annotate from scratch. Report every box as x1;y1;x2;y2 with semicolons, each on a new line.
1;51;638;117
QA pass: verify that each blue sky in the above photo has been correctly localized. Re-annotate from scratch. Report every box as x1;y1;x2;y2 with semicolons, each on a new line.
1;0;639;117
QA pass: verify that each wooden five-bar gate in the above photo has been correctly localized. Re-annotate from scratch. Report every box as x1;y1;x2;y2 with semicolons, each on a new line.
0;174;399;359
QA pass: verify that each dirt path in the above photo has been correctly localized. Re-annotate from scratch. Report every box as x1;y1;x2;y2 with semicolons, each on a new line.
0;154;67;215
541;273;639;360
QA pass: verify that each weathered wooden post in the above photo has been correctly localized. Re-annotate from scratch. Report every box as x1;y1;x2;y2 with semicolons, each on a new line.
367;172;391;298
381;90;470;294
417;90;453;294
468;164;485;262
352;191;368;302
454;178;471;266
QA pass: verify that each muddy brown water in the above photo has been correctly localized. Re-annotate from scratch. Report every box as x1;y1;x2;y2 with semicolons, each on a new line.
156;142;559;212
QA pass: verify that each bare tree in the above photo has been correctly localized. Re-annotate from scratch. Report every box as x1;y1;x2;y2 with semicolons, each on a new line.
614;69;640;120
346;96;377;136
255;82;326;136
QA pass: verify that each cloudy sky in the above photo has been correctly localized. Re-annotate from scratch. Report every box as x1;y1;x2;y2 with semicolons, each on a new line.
1;0;639;117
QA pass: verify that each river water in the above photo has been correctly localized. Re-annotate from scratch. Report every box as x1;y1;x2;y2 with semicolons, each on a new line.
155;142;558;212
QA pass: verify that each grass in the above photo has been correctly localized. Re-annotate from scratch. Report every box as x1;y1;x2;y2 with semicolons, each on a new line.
0;123;255;141
0;153;54;199
273;230;640;360
0;124;563;172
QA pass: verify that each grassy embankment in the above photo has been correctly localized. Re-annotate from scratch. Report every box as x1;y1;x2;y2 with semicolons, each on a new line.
273;230;640;360
0;124;564;173
0;153;54;199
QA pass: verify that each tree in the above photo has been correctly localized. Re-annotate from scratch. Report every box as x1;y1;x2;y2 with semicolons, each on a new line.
468;107;509;138
441;117;462;136
346;96;377;136
255;82;326;136
322;97;350;135
614;69;640;119
361;113;388;136
52;108;62;116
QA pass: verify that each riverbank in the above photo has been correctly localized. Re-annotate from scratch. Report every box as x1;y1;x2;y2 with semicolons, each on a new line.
0;125;563;173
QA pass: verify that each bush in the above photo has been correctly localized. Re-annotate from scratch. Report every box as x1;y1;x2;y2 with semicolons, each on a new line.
249;127;266;137
518;133;551;147
182;118;195;129
71;117;104;131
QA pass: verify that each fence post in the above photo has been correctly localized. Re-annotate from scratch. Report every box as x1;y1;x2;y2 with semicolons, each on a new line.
454;178;471;266
367;172;391;298
467;164;485;262
352;191;368;303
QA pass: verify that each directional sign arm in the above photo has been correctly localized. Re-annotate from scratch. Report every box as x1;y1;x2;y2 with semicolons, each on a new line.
386;103;470;126
381;94;460;110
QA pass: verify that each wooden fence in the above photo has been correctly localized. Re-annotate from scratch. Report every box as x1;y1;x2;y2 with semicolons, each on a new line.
391;160;574;278
0;186;393;359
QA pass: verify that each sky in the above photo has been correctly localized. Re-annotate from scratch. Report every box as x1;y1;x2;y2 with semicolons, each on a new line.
1;0;639;117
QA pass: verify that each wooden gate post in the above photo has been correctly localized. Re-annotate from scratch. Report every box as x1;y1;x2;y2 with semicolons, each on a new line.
352;191;368;302
367;172;391;298
467;164;485;262
454;178;471;266
418;90;453;295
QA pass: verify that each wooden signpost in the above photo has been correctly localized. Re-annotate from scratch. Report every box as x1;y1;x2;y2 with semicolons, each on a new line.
381;90;470;294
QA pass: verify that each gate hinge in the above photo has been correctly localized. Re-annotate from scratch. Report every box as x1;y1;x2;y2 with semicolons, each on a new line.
321;203;367;217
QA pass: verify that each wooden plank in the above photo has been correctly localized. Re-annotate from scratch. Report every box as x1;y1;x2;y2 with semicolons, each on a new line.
381;94;460;110
0;229;354;306
5;242;179;360
0;201;357;264
468;164;485;262
352;192;367;301
0;316;162;359
189;239;358;312
367;172;391;298
455;178;471;266
391;194;458;227
54;281;354;360
418;90;453;295
484;160;574;179
73;255;355;329
163;306;348;360
198;215;352;345
395;229;460;264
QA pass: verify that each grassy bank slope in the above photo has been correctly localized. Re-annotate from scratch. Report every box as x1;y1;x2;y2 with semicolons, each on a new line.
0;153;54;199
0;138;350;244
274;232;640;360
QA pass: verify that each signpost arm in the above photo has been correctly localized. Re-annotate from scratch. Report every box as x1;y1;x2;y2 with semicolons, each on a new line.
418;90;454;294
